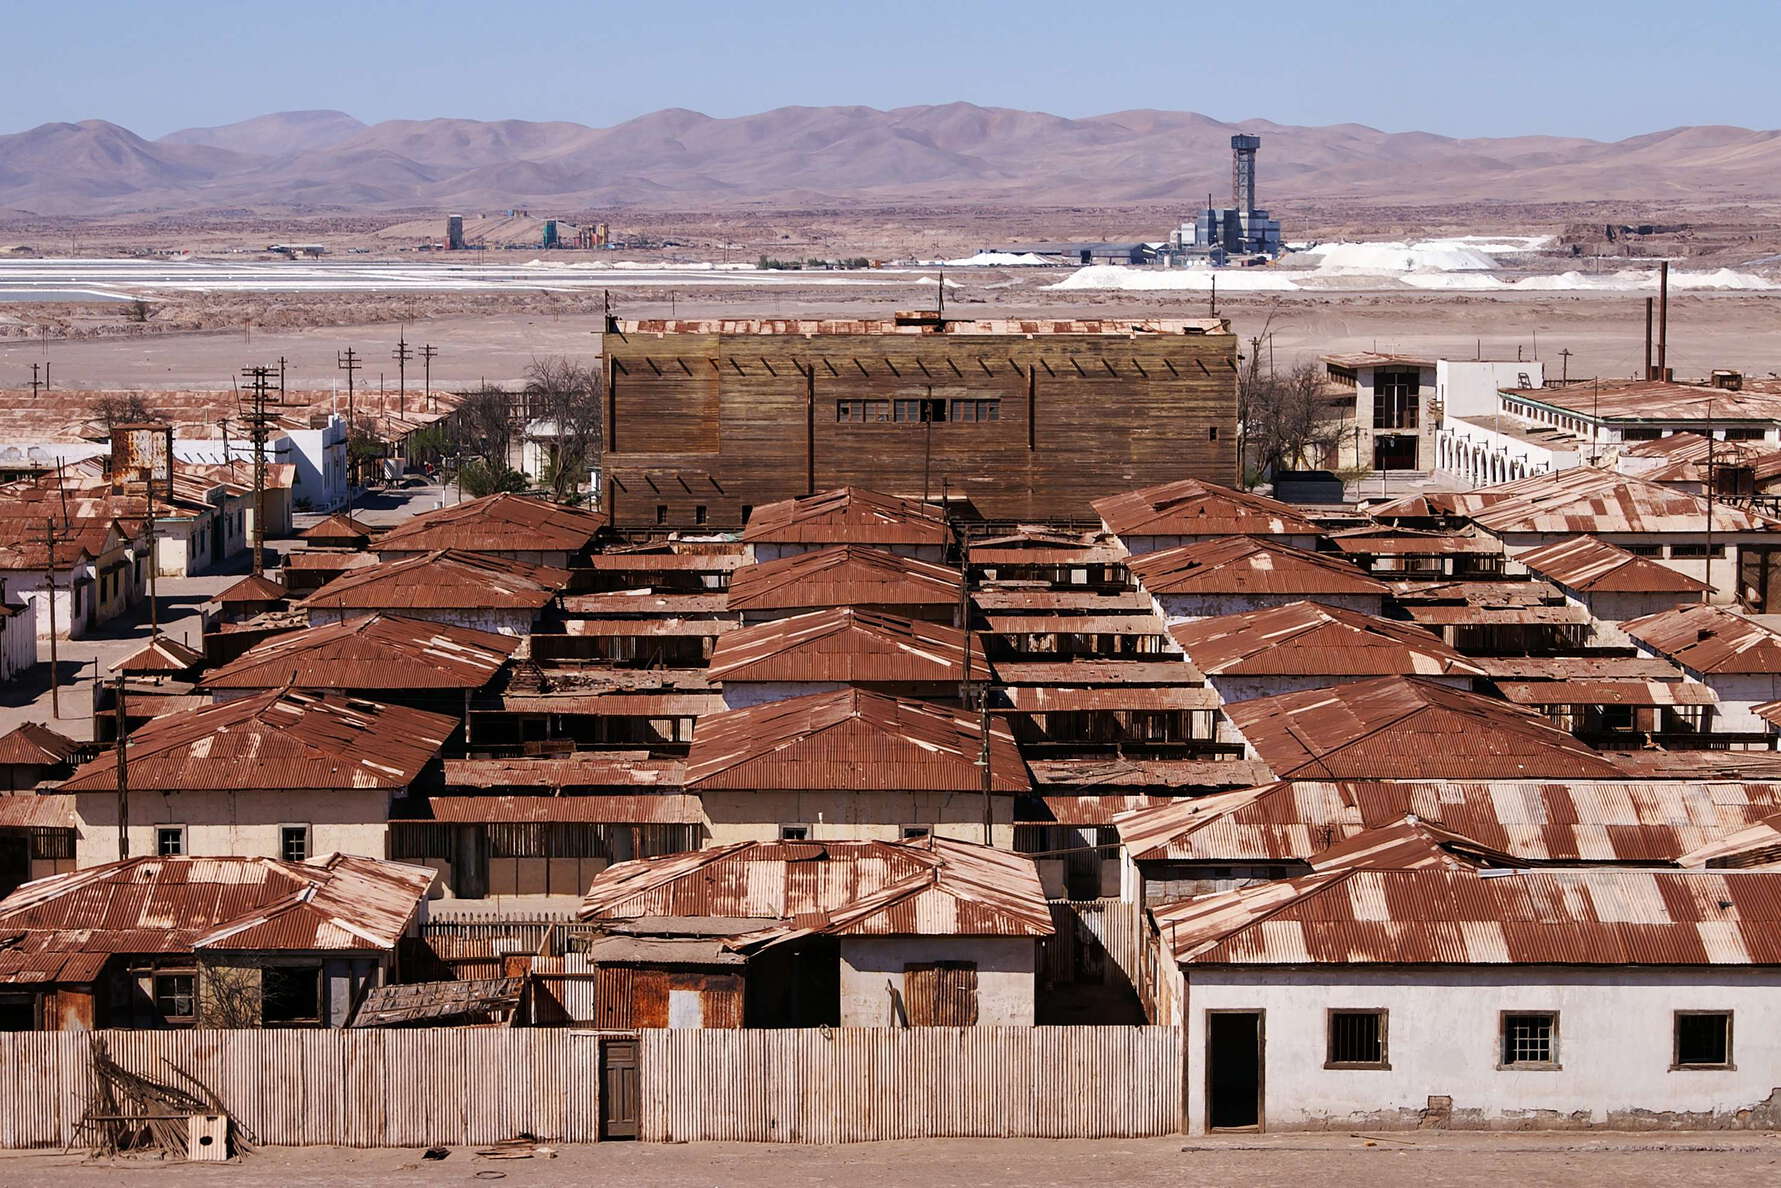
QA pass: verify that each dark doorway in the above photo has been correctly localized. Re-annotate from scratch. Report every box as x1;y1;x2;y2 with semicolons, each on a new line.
600;1038;639;1140
0;993;38;1031
1207;1010;1264;1130
1373;434;1418;471
0;835;28;899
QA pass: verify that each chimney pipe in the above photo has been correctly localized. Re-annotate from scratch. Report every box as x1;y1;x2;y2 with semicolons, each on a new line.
1656;261;1670;381
1643;297;1654;380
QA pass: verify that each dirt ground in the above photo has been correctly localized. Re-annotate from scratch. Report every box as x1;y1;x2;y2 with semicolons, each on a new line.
3;1132;1780;1187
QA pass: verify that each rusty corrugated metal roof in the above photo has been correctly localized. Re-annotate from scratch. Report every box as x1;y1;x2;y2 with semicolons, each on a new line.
418;794;703;824
1622;602;1781;674
581;836;1052;940
0;722;79;766
374;493;605;553
112;635;204;675
1094;479;1319;539
60;689;456;792
1473;656;1687;681
298;513;377;545
1034;794;1178;824
301;549;568;611
1511;378;1781;423
1223;677;1623;779
1028;757;1276;790
1170;600;1481;677
1156;864;1781;966
742;487;951;547
1001;685;1221;712
444;754;684;790
1125;536;1389;597
728;545;961;612
1494;679;1717;706
212;574;289;603
1516;534;1711;593
1457;467;1780;535
991;659;1205;686
0;793;75;828
202;613;517;691
707;607;985;684
972;588;1154;613
1402;603;1593;626
562;591;729;617
686;687;1029;792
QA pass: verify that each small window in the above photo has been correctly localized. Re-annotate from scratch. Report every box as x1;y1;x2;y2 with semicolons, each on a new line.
900;825;931;840
894;398;925;423
1622;543;1664;557
1500;1011;1558;1068
279;825;310;863
948;399;999;423
1326;1009;1388;1068
1674;1011;1732;1069
693;505;708;526
1668;543;1724;559
153;972;196;1022
655;505;668;525
778;825;810;841
262;965;322;1025
155;826;185;857
1209;426;1219;440
1724;427;1766;441
740;504;754;524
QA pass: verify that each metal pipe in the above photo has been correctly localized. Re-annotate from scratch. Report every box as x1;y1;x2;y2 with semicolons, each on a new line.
1644;298;1654;379
1657;261;1670;380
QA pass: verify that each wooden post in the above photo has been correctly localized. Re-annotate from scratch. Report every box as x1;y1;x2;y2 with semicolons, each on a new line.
114;676;130;860
1026;363;1037;451
804;362;816;495
42;519;59;720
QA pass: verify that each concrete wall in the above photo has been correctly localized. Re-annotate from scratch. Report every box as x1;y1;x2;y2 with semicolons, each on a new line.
1184;964;1781;1133
749;542;946;564
1155;591;1385;624
1208;672;1471;703
72;787;390;866
720;680;849;710
700;789;1013;849
1438;420;1578;487
838;936;1036;1026
1118;532;1320;558
1437;361;1544;419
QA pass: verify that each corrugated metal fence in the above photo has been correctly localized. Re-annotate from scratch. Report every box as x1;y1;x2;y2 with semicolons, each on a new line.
0;1025;1182;1148
641;1026;1182;1142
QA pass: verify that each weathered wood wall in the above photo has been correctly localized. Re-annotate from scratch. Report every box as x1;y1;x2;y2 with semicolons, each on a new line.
602;326;1238;527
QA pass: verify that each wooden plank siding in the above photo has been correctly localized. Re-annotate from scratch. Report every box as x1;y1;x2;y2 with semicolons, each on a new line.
602;328;1238;527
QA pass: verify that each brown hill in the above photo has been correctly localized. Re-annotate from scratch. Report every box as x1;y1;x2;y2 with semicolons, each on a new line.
0;103;1777;214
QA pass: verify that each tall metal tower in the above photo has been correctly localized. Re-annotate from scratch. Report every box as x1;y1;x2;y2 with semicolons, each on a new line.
1231;134;1261;214
240;364;279;574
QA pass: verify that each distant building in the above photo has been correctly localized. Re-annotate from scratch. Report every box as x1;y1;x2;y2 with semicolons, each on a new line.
445;214;466;251
1174;134;1283;260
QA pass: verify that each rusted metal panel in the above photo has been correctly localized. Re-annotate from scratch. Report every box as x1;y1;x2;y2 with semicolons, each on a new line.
421;794;702;825
707;608;986;684
301;550;567;611
728;546;961;613
1517;534;1711;593
1170;600;1481;677
743;487;951;547
1125;536;1388;596
1623;603;1781;674
1094;479;1317;539
374;493;606;555
201;614;518;690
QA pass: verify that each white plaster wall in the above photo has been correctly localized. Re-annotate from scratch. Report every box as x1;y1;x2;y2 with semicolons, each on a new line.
72;787;390;866
1209;672;1471;704
838;936;1035;1026
1156;591;1385;624
0;607;35;680
1185;965;1781;1133
700;790;1013;849
1437;361;1544;420
719;680;848;710
1696;673;1781;733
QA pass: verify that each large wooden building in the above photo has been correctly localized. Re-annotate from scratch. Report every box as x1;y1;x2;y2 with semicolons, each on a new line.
599;314;1237;528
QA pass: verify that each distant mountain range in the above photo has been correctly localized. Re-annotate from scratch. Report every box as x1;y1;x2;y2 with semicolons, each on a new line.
2;103;1780;215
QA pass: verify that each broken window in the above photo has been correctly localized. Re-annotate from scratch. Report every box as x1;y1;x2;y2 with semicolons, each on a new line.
1500;1012;1558;1067
837;399;891;422
262;965;322;1026
1674;1011;1732;1068
777;824;810;841
1326;1009;1388;1068
694;505;708;526
948;399;999;423
903;961;979;1026
153;972;196;1023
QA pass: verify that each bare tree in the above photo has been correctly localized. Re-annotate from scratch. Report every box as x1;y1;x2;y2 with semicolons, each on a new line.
1240;359;1346;480
521;356;604;501
451;384;515;469
87;392;159;433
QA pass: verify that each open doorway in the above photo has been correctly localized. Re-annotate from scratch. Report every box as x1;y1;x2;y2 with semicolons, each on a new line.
1206;1010;1264;1130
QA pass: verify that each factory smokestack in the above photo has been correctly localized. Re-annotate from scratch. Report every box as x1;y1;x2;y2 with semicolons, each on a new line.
1231;134;1260;214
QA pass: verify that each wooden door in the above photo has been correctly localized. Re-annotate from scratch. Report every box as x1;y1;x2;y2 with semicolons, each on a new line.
600;1038;639;1140
903;961;979;1027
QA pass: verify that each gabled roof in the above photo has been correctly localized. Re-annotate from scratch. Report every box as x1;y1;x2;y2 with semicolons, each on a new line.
742;487;951;547
301;549;567;611
1622;603;1781;674
1222;676;1622;779
0;722;79;766
1115;778;1781;865
1516;534;1711;594
685;687;1028;792
1094;478;1319;539
1459;467;1780;535
213;574;289;603
1169;600;1480;677
1126;536;1388;597
579;836;1051;939
1306;818;1518;873
706;607;985;684
1679;813;1781;869
1154;865;1781;966
727;545;962;612
1510;378;1781;423
201;613;518;691
373;493;605;553
0;854;433;978
0;520;116;571
298;513;377;544
112;634;203;675
59;689;456;792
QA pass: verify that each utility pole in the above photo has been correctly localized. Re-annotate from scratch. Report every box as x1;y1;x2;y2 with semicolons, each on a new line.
393;332;413;417
43;519;60;720
338;347;361;516
420;343;438;413
113;676;130;859
1559;348;1572;385
28;363;43;399
145;479;158;635
241;364;278;575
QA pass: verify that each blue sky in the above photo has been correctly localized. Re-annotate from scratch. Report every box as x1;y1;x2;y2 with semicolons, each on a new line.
4;0;1771;140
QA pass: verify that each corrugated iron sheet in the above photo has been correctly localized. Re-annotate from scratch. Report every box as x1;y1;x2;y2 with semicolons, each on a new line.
301;549;567;611
0;723;79;766
1125;536;1388;596
1517;534;1712;593
420;794;703;824
445;754;684;790
201;613;518;690
1494;679;1718;706
374;492;606;554
1003;686;1219;711
728;546;961;612
1456;466;1781;535
742;487;951;547
707;607;986;684
1093;479;1318;539
1622;603;1781;674
1170;600;1481;677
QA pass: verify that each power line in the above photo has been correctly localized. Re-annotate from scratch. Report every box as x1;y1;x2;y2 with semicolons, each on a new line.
240;364;279;575
338;347;361;517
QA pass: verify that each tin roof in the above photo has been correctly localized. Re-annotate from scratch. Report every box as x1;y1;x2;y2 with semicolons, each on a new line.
298;513;377;544
201;613;518;691
685;687;1029;793
1027;757;1276;790
444;754;684;790
1506;378;1781;423
417;794;703;824
1516;535;1711;594
1321;352;1434;369
111;634;203;675
1326;532;1502;557
1458;467;1780;535
213;574;290;603
1678;814;1781;868
1622;603;1781;674
351;976;523;1027
1156;864;1781;966
1125;536;1389;597
580;836;1051;940
1222;677;1622;779
0;853;433;979
0;794;76;828
971;588;1154;613
1001;686;1221;712
1115;778;1781;864
1472;656;1688;681
280;550;376;572
1493;679;1717;707
562;591;729;617
614;316;1227;337
60;689;456;792
1094;479;1319;539
990;659;1204;686
727;545;962;612
707;607;985;684
1169;600;1480;677
0;722;79;766
301;549;568;611
1305;817;1518;873
742;487;951;547
373;493;605;554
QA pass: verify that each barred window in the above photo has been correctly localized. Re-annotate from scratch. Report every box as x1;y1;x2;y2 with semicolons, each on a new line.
1501;1012;1558;1067
1326;1010;1387;1068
